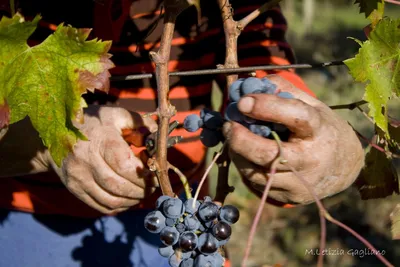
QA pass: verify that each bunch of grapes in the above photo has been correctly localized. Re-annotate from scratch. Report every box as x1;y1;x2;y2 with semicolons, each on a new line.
224;77;294;138
183;76;295;147
144;196;240;267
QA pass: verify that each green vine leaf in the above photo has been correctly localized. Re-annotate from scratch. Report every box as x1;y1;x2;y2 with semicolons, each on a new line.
0;14;114;166
356;145;399;200
344;17;400;138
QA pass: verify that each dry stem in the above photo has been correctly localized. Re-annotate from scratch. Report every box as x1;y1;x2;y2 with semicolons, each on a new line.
149;2;188;197
237;0;283;30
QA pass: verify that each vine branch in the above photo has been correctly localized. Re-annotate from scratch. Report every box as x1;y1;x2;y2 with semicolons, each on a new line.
148;1;189;197
237;0;283;30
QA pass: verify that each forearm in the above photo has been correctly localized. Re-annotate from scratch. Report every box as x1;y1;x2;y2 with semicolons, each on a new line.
0;117;50;177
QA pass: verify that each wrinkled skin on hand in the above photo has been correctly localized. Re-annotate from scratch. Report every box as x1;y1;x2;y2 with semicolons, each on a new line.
223;75;365;205
49;106;159;214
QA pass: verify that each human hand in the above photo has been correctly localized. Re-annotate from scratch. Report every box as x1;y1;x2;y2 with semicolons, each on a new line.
49;106;158;214
223;75;365;205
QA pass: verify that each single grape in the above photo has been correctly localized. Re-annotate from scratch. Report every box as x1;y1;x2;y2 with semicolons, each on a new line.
201;220;214;229
184;114;202;132
198;233;219;255
200;128;220;147
163;198;185;219
219;205;240;224
229;78;244;102
203;111;224;130
156;195;172;210
241;77;266;95
169;253;182;267
144;210;166;233
224;102;245;122
198;202;219;222
184;198;200;215
194;254;216;267
166;217;178;227
160;226;180;246
180;258;194;267
158;245;174;258
176;223;186;234
184;216;200;231
277;91;294;99
212;221;232;241
179;231;198;252
249;124;271;137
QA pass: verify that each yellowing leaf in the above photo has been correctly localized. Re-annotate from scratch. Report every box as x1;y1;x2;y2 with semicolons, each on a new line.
356;145;399;200
344;17;400;137
0;14;114;166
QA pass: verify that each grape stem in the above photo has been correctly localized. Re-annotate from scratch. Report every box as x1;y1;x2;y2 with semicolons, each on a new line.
148;0;190;197
168;162;192;199
192;142;227;209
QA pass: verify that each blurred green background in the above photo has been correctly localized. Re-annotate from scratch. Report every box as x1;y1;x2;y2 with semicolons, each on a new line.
206;1;400;266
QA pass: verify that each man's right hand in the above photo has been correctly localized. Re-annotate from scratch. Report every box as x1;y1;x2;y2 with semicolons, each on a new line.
49;106;159;214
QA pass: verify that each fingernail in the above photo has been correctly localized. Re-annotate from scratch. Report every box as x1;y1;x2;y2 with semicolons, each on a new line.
238;97;254;113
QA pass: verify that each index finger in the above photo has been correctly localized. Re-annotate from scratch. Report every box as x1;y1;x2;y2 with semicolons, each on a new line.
237;94;321;138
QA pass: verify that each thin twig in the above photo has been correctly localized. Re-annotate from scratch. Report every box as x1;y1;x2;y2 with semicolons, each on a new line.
110;61;345;81
192;142;227;207
237;0;283;30
168;162;192;199
241;132;282;267
329;100;367;110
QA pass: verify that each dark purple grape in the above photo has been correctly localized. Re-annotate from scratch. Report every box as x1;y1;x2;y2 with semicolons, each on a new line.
144;210;166;233
249;124;271;137
156;195;172;210
198;202;219;222
203;111;223;130
180;258;194;267
229;78;244;102
176;223;186;233
158;245;174;258
184;198;200;214
198;233;219;255
219;205;240;224
184;216;200;231
179;231;198;252
277;91;294;99
212;221;232;240
224;102;245;122
184;114;202;132
163;198;185;219
200;128;220;147
241;77;266;95
160;226;180;246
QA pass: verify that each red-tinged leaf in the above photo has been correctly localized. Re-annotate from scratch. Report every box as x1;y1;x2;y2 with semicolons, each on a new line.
0;14;114;166
390;204;400;239
356;145;399;199
0;100;10;129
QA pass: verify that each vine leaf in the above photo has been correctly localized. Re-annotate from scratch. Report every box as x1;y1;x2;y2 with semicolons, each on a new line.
355;145;399;200
344;17;400;138
390;204;400;240
0;14;114;166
